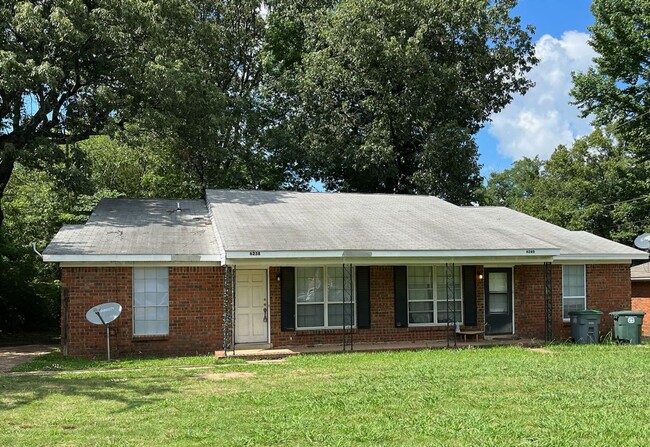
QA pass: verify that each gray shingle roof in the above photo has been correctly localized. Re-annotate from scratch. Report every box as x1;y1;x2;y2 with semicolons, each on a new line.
44;199;219;258
206;190;645;259
44;190;647;262
207;190;556;252
631;262;650;280
463;207;643;257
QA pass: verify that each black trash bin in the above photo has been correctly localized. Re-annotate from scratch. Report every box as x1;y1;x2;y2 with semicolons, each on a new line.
609;311;646;345
568;310;603;344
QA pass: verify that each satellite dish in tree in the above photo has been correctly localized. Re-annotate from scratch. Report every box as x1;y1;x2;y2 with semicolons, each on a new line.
85;302;122;361
634;233;650;250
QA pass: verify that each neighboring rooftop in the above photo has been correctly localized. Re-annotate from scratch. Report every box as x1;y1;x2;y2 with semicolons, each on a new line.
43;199;220;261
631;262;650;280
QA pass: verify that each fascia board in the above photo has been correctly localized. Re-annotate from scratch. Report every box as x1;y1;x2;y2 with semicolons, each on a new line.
43;254;222;263
225;248;560;261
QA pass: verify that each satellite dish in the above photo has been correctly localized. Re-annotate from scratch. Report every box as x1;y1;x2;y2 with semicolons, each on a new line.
85;302;122;361
86;302;122;325
634;233;650;250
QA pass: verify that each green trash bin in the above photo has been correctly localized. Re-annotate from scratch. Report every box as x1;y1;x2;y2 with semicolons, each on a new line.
568;310;603;344
610;311;646;345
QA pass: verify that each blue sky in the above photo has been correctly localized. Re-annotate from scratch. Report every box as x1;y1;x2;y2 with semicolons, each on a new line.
477;0;597;178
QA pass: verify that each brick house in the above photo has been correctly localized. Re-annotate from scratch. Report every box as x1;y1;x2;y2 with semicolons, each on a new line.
631;262;650;336
44;190;647;357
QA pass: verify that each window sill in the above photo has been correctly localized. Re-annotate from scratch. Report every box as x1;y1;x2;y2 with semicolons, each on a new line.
408;323;463;328
294;328;359;335
132;335;169;342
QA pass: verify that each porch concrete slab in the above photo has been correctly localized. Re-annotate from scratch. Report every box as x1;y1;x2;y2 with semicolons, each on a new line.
217;338;543;360
216;348;299;359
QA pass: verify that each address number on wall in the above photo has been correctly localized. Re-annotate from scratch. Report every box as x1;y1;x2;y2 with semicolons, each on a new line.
249;251;261;256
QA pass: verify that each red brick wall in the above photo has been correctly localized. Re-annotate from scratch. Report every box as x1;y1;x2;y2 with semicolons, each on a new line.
514;264;565;339
61;263;633;356
269;266;485;347
514;264;631;340
632;280;650;336
61;266;223;357
586;264;632;338
632;281;650;298
271;264;631;346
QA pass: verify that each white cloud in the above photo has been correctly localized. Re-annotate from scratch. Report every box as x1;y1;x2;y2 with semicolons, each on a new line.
487;31;596;160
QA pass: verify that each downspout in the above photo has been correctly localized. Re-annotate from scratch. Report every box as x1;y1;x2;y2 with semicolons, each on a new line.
544;262;553;341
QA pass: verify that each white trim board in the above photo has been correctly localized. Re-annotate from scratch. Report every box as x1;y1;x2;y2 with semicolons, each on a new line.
556;254;646;261
58;261;222;267
226;248;560;260
46;252;645;266
44;254;222;263
224;248;646;265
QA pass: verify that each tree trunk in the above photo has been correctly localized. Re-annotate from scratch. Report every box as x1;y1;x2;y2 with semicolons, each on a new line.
0;157;15;229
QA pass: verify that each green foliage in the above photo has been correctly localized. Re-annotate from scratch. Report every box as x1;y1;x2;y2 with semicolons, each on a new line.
571;0;650;159
0;131;211;331
0;1;277;331
130;0;290;192
483;156;543;210
484;130;650;244
0;0;174;225
0;0;541;330
485;0;650;246
79;133;203;199
264;0;537;203
1;166;68;330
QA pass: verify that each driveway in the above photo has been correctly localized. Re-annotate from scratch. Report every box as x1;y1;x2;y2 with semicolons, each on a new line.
0;344;58;373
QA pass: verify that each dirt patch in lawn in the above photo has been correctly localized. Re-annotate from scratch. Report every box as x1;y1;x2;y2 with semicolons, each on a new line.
247;358;287;365
194;372;255;381
0;344;58;373
529;347;555;354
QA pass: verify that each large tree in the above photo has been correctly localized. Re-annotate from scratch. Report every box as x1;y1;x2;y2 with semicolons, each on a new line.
482;156;543;211
0;0;173;228
571;0;650;159
132;1;290;192
264;0;537;203
568;0;650;243
484;129;649;244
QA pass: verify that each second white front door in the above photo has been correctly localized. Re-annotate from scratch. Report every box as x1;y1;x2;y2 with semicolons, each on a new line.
235;270;268;343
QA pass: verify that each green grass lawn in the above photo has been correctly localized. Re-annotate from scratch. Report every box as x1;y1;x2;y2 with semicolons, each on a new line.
2;345;650;446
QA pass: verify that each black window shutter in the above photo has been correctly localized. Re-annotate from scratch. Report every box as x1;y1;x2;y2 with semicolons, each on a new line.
394;266;408;327
462;265;478;326
356;266;371;329
280;267;295;331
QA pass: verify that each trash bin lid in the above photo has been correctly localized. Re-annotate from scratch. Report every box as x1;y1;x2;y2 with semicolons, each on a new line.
569;309;603;315
609;310;646;317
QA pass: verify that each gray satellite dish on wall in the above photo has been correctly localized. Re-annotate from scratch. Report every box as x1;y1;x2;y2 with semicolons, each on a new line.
86;302;122;361
634;233;650;250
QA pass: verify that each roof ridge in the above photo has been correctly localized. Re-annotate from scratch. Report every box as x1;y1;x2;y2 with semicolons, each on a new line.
205;188;453;201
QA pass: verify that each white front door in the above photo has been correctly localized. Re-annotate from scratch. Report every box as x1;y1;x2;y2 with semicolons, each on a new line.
235;270;268;343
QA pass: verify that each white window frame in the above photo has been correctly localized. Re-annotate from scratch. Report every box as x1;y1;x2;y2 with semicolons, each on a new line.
295;266;356;330
562;264;586;321
133;267;169;336
407;266;463;326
